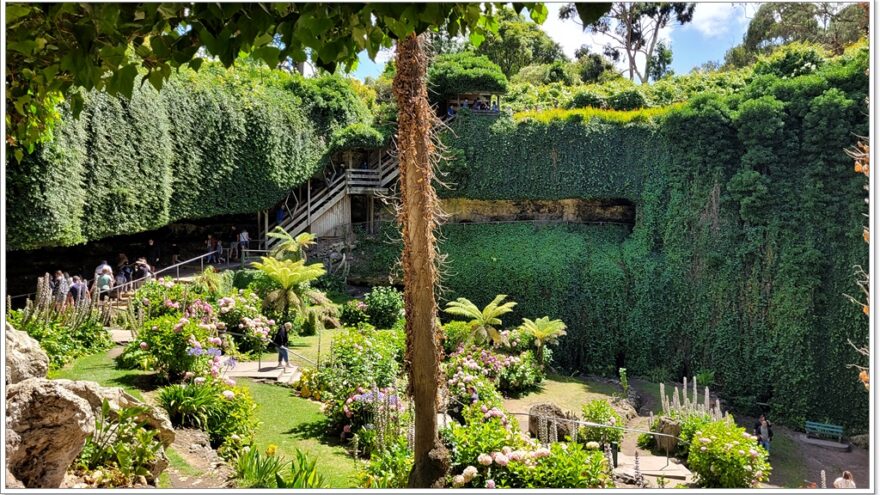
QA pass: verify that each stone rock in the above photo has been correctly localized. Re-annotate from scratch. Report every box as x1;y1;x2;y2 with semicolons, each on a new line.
850;433;869;449
53;379;175;447
5;323;49;385
528;403;578;441
6;378;95;488
611;395;638;423
655;417;681;453
6;468;25;488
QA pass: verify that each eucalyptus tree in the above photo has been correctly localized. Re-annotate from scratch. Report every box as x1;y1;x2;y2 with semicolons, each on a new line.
5;3;608;486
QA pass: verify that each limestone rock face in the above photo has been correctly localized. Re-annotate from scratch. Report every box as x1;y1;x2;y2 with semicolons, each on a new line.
610;395;638;423
528;402;578;441
5;378;176;488
5;323;49;384
53;379;175;447
6;378;95;488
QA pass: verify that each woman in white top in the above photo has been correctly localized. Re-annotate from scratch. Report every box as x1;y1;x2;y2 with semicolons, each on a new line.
833;470;856;488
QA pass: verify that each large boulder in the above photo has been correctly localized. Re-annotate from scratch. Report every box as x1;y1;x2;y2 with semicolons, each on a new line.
655;416;681;453
5;378;176;488
6;378;96;488
528;403;578;441
53;379;175;447
5;323;49;384
610;395;638;423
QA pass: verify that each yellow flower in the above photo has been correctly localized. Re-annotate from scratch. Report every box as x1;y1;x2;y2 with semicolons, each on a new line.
266;444;278;456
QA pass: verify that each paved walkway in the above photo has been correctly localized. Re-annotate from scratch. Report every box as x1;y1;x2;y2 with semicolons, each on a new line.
615;452;693;487
225;359;301;385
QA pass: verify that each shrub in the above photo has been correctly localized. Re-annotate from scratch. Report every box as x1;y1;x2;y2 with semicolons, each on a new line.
356;437;413;488
234;446;327;488
75;400;164;487
363;286;404;329
157;378;257;457
137;313;216;380
301;327;403;429
568;90;606;109
428;53;508;103
444;345;542;397
340;386;407;456
6;275;112;369
442;320;471;354
607;88;647;110
579;400;623;445
340;300;370;327
497;350;543;394
687;419;771;488
216;291;273;354
504;442;610;488
754;42;826;78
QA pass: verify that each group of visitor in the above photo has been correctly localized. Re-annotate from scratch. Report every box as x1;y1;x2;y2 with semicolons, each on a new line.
48;270;89;308
206;226;250;264
446;98;500;117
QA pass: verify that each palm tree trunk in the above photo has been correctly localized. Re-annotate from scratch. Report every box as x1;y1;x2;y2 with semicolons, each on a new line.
393;33;449;488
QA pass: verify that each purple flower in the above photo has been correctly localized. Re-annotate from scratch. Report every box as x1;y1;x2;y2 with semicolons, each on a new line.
206;347;222;357
187;347;204;356
224;357;238;369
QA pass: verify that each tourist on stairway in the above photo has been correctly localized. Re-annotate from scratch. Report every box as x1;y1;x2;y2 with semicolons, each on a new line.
95;267;114;301
66;276;88;306
238;229;250;253
50;270;69;310
146;238;161;271
94;260;112;280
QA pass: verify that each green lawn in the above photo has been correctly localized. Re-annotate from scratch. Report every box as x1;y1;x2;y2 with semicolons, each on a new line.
48;350;154;401
502;374;620;415
238;379;356;487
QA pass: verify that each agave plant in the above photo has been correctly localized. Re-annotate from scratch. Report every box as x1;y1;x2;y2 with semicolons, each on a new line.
250;257;338;327
267;227;317;262
443;294;517;347
517;316;567;369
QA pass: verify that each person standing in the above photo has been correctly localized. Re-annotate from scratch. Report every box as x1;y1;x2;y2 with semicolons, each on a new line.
67;276;87;306
238;229;251;253
273;322;291;369
833;471;856;488
96;267;114;301
754;415;773;452
51;270;68;310
146;239;161;271
94;260;112;280
228;226;239;261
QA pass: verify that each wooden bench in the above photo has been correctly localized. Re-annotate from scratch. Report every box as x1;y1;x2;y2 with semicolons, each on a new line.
805;421;844;443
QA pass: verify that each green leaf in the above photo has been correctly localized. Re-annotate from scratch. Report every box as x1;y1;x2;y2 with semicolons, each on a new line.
13;148;23;162
575;3;611;27
5;4;32;24
468;30;486;48
252;46;281;67
188;57;204;71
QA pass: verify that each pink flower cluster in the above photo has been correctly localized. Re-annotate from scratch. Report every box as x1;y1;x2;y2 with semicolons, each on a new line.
480;405;510;427
163;299;180;310
185;299;214;321
239;316;273;341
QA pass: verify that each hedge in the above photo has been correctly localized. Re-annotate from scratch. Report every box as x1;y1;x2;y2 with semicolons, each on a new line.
353;45;870;431
427;52;508;103
6;63;369;250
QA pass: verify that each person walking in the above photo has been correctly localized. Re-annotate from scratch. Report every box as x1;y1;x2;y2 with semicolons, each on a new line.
96;267;114;301
146;239;161;271
228;226;239;261
754;415;773;452
67;276;87;306
238;229;251;254
51;270;69;310
273;322;291;369
833;471;856;488
94;260;112;280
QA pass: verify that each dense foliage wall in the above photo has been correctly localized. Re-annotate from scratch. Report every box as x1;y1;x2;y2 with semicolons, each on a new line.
6;63;369;250
356;45;870;430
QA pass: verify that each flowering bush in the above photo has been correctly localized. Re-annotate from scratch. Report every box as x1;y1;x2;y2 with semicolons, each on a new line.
137;314;217;380
444;345;543;396
340;300;370;327
579;399;623;445
295;327;403;429
363;286;404;329
340;386;407;455
133;278;189;318
687;419;771;488
356;436;413;488
445;365;503;419
444;404;610;488
216;290;272;354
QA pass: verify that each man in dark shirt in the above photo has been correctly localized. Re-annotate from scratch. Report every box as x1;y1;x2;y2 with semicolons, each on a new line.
273;322;291;368
67;276;87;305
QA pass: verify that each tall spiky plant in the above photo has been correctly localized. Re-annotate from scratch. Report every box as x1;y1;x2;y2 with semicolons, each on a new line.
267;227;317;262
443;294;517;347
517;316;567;369
250;257;336;326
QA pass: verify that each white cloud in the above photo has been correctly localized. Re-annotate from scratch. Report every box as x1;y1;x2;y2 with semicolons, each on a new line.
686;3;752;38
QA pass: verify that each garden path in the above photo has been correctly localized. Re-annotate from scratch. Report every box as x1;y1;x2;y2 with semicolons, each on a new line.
225;360;301;385
162;429;233;488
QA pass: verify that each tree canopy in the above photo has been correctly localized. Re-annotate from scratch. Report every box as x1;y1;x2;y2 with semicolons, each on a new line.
428;52;509;102
6;2;564;157
474;7;568;78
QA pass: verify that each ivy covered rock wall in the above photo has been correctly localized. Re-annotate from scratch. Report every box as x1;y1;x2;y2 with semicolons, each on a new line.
427;47;868;430
6;63;368;251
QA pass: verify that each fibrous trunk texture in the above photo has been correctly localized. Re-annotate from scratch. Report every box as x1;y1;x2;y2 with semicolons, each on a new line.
392;33;449;488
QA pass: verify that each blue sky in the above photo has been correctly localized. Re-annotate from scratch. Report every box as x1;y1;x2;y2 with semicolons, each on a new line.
348;3;755;81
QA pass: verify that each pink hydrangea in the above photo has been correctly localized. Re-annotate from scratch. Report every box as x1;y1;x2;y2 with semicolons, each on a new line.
222;390;235;400
139;341;148;350
478;453;493;466
462;466;478;481
486;480;496;489
452;475;465;487
224;377;236;386
492;453;509;467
